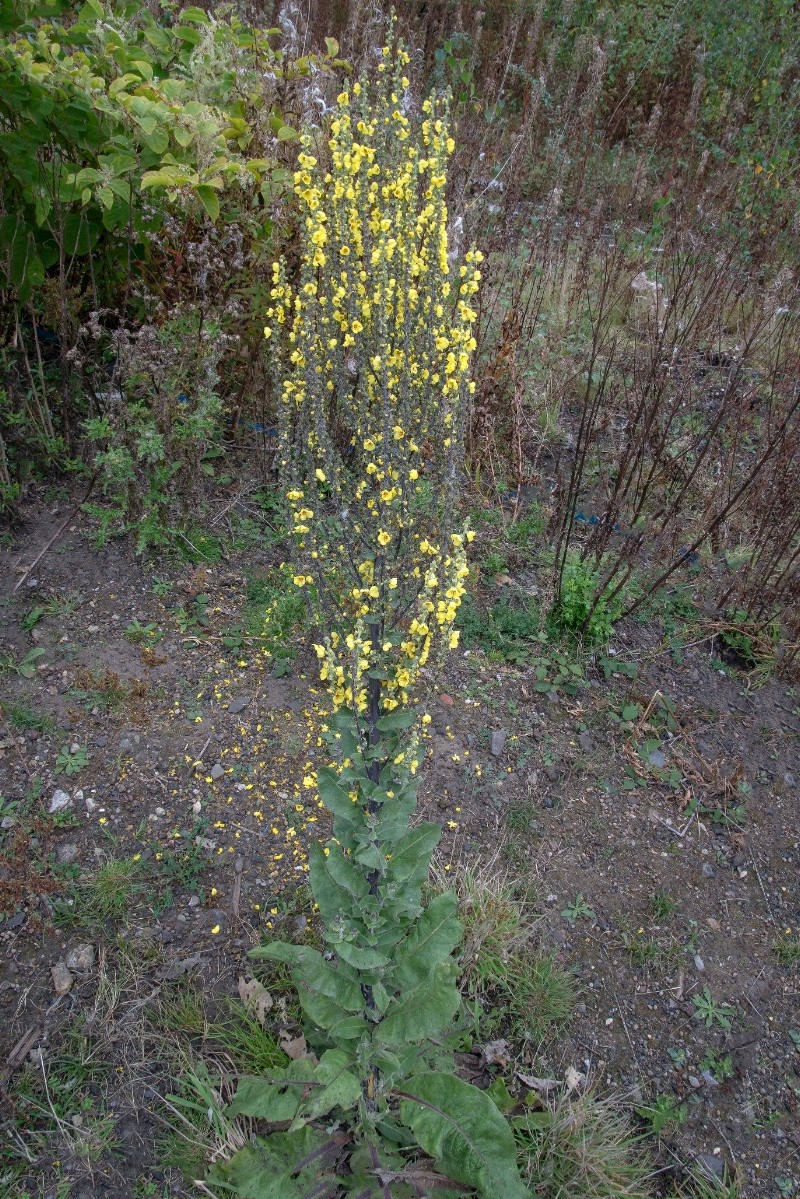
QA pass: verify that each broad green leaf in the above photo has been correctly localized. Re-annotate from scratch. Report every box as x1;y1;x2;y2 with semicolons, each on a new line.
386;823;440;882
399;1073;531;1199
308;842;361;924
375;967;460;1046
207;1127;330;1199
249;942;363;1012
325;37;340;57
226;1074;303;1122
320;842;369;900
334;941;389;972
377;707;418;732
292;1050;361;1126
195;184;220;221
393;892;462;988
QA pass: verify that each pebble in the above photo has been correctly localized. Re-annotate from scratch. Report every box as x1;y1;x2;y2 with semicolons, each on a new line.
153;806;166;817
56;842;79;865
1;816;15;830
702;863;715;878
542;796;555;808
696;1153;725;1181
65;944;95;972
188;895;201;908
544;765;560;783
49;789;72;814
694;955;705;971
578;730;595;752
51;962;74;994
85;796;97;812
210;763;224;781
228;696;251;714
490;729;508;757
647;748;666;768
192;800;202;814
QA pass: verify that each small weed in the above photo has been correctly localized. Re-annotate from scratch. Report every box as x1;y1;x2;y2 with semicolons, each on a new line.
699;1048;734;1083
692;986;734;1030
174;593;211;637
650;891;678;920
0;646;46;678
635;1093;688;1135
772;933;800;967
208;999;287;1074
43;589;85;619
124;619;163;645
550;550;633;644
561;894;596;924
676;1164;743;1197
55;743;89;775
151;578;173;597
21;605;45;631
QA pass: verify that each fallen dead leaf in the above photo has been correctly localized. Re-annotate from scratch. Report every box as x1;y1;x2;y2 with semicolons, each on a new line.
280;1032;316;1062
238;976;273;1024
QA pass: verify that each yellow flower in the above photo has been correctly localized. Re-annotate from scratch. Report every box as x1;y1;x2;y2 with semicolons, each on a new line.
211;924;220;935
377;529;391;546
315;468;326;482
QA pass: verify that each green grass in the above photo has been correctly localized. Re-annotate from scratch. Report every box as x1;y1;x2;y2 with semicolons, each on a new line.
1;700;55;733
442;858;575;1043
516;1089;654;1199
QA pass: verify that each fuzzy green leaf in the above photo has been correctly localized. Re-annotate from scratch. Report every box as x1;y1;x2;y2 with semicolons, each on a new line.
399;1073;531;1199
206;1127;331;1199
375;967;460;1046
393;892;463;988
334;941;390;971
249;942;363;1012
377;707;418;732
386;822;441;883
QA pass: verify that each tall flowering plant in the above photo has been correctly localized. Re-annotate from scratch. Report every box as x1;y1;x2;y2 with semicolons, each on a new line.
210;43;530;1199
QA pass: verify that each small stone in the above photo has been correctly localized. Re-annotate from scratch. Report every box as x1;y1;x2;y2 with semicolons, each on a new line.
783;771;796;788
542;796;555;809
65;944;95;972
210;763;224;781
490;729;507;757
94;736;107;747
153;806;166;817
1;815;16;830
49;789;72;814
51;962;74;994
69;742;80;755
119;737;134;752
694;955;705;971
647;748;666;768
688;1075;701;1089
56;842;79;865
188;895;201;908
84;796;97;812
578;730;595;753
695;1153;725;1182
544;765;560;783
192;800;202;814
227;696;251;714
702;863;715;878
87;624;100;633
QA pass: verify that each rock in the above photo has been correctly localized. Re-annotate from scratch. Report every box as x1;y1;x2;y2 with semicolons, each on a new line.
542;796;555;809
87;624;100;633
94;736;108;747
1;815;16;830
192;800;202;814
578;730;595;753
51;962;74;994
694;955;705;971
49;789;72;814
490;729;508;757
65;944;95;972
695;1153;725;1182
153;806;166;817
210;763;224;781
701;863;715;878
69;742;81;755
56;842;79;865
544;764;560;783
85;796;97;812
647;748;666;768
188;895;201;908
227;696;251;714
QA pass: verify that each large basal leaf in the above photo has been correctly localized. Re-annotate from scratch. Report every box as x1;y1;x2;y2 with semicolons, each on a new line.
206;1126;335;1199
398;1072;531;1199
249;942;363;1012
374;967;461;1046
392;892;463;989
291;1048;361;1127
